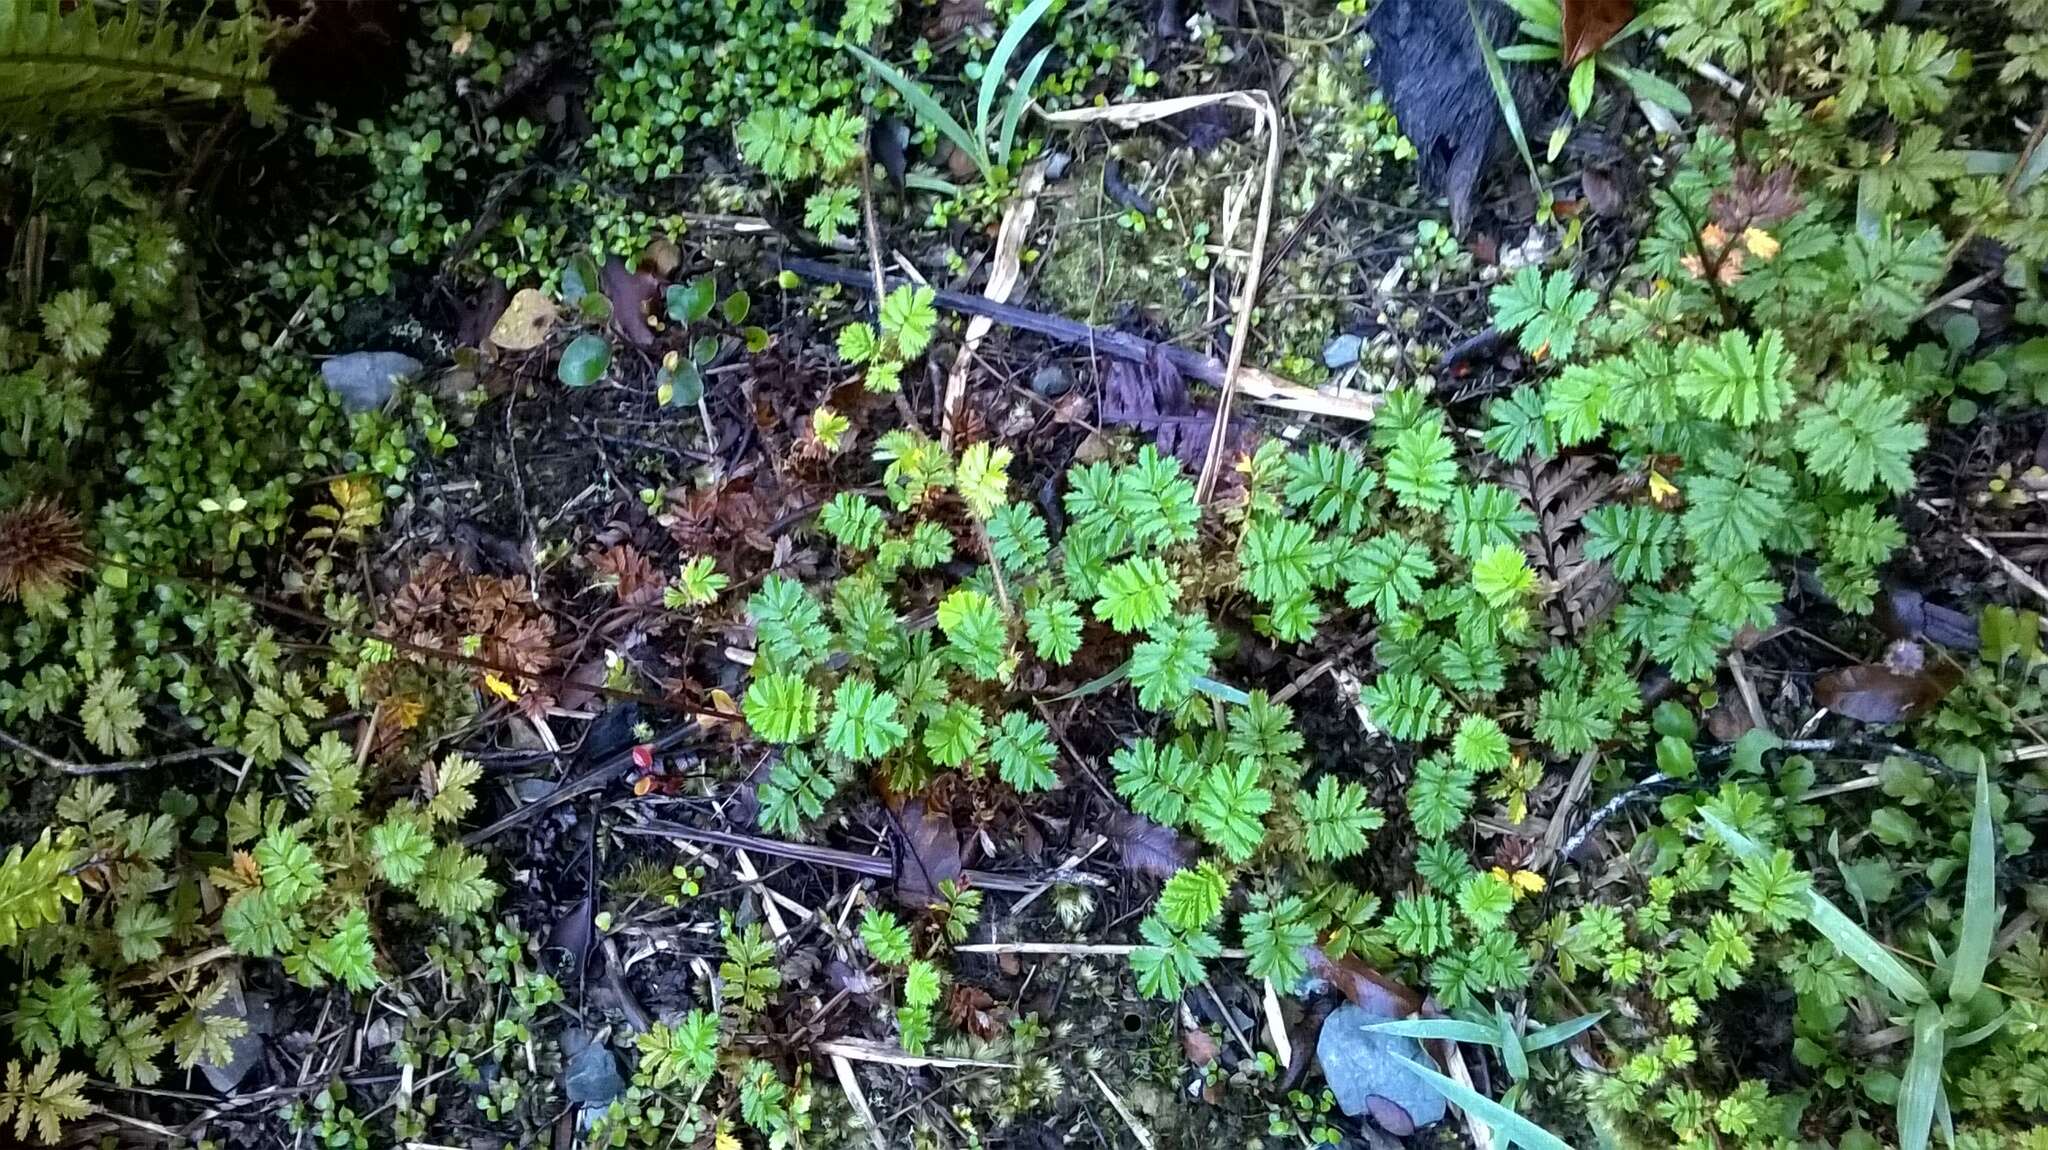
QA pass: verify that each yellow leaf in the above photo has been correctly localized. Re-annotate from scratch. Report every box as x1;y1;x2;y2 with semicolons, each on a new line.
483;674;519;702
1742;227;1781;261
1510;869;1547;896
715;1126;742;1150
488;289;557;351
1648;470;1679;505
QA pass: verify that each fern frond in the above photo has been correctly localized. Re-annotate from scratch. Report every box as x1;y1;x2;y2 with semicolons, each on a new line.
0;1;272;126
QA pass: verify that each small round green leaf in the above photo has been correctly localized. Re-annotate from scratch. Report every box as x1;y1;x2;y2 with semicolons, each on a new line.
691;335;720;367
744;326;771;353
722;289;751;324
667;276;716;324
557;334;611;388
660;360;704;408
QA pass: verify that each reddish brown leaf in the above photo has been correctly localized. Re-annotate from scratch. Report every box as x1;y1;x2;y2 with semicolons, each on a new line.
1816;663;1960;724
947;985;1000;1038
1562;0;1635;68
1101;811;1197;879
1181;1026;1221;1067
892;799;963;908
1306;948;1423;1018
602;257;661;348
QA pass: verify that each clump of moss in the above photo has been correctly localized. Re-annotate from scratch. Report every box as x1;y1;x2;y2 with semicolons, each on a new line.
1036;16;1413;384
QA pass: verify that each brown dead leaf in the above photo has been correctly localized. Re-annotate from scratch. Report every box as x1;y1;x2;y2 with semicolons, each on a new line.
1181;1026;1221;1067
948;985;1000;1038
603;257;661;348
1101;811;1198;879
588;543;661;607
1816;662;1960;724
1306;948;1422;1018
1562;0;1635;68
892;798;963;908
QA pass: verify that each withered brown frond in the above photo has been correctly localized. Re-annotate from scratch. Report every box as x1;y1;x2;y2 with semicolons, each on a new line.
0;497;88;603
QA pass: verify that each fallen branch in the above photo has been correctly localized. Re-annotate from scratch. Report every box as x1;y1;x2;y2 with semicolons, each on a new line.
781;256;1379;423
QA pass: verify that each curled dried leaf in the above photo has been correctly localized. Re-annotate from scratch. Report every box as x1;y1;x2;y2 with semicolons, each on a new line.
1816;663;1960;724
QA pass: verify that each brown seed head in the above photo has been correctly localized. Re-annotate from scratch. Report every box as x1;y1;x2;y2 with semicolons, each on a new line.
0;497;88;603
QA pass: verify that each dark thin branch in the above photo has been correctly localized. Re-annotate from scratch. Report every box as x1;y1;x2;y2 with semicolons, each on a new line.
781;255;1241;388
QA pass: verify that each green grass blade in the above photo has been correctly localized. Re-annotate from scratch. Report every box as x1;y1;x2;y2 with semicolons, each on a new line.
1951;1009;2010;1049
1398;1055;1576;1150
1898;1003;1947;1150
1949;759;1997;1002
978;0;1057;148
1696;808;1765;862
844;42;987;179
1613;63;1694;115
1805;893;1930;1005
997;44;1053;169
1497;0;1559;28
1190;675;1251;706
1046;658;1130;702
1703;806;1929;1003
1525;1011;1606;1052
1361;1018;1500;1046
1606;10;1660;47
1497;1007;1529;1081
1463;0;1539;186
903;172;965;196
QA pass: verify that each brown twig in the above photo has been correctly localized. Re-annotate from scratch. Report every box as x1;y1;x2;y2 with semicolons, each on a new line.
614;818;1108;892
0;728;234;776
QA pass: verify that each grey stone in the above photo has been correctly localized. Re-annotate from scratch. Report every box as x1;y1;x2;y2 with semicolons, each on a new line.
321;351;422;413
1030;364;1072;398
198;991;271;1094
1323;334;1364;370
1314;1003;1447;1130
564;1041;623;1105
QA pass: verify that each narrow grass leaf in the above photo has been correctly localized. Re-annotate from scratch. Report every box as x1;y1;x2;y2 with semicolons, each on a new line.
1046;658;1131;702
979;0;1057;146
1703;808;1929;1002
903;173;964;196
1464;0;1540;186
1805;893;1929;1004
1948;759;1996;1002
1497;1007;1529;1081
1697;808;1765;862
1525;1011;1606;1051
1951;1009;2009;1049
1190;675;1251;706
998;44;1053;165
845;44;986;178
1898;1002;1946;1150
1398;1055;1575;1150
1361;1018;1500;1045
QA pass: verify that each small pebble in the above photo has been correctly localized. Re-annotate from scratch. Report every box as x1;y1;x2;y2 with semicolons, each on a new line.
1031;364;1073;398
1323;333;1364;370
